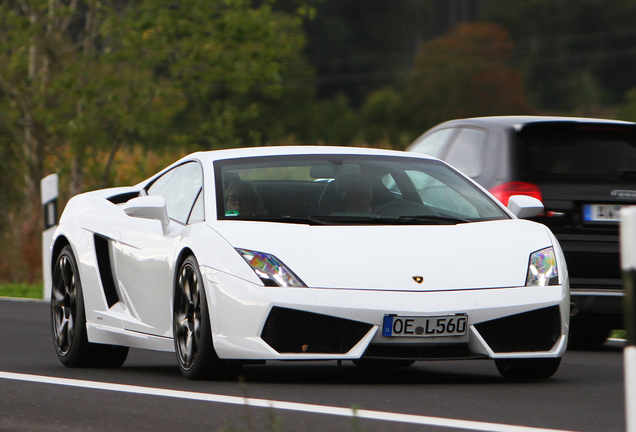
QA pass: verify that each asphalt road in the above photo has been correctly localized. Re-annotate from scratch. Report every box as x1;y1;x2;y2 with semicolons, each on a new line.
0;298;627;432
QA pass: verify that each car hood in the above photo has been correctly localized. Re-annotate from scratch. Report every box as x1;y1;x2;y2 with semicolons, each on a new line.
211;219;556;291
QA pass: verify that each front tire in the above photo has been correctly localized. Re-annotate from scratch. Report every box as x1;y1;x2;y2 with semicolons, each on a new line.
352;359;415;368
51;245;128;368
495;357;561;380
173;255;240;380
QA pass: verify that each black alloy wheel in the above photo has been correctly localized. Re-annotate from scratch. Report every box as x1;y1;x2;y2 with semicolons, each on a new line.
174;257;205;372
51;244;128;368
51;246;79;360
173;255;239;380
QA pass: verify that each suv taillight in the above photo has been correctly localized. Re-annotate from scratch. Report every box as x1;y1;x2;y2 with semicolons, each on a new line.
489;182;543;206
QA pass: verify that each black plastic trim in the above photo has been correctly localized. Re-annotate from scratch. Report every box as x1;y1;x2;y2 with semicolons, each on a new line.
107;192;140;205
94;234;119;308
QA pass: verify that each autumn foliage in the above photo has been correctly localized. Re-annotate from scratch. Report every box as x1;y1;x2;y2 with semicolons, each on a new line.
404;23;531;131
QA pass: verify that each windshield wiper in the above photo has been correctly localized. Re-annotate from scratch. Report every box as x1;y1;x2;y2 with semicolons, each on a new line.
396;215;472;224
280;216;333;225
226;215;331;225
232;214;472;225
311;214;472;225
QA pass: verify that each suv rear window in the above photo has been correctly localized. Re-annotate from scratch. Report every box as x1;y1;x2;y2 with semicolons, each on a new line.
515;122;636;180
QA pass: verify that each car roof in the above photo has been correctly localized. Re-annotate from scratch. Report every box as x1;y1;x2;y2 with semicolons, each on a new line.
139;145;439;187
182;145;437;164
433;115;636;130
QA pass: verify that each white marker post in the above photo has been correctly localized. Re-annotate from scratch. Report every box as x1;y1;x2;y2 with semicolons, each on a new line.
621;206;636;432
41;174;58;301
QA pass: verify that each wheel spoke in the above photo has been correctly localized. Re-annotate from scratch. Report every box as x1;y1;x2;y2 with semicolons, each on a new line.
67;310;74;335
68;285;77;309
52;289;65;305
61;257;72;294
193;312;201;337
181;269;191;303
184;331;194;363
191;273;199;309
56;319;68;350
176;316;193;366
55;305;66;326
52;258;66;304
177;272;185;299
175;312;187;326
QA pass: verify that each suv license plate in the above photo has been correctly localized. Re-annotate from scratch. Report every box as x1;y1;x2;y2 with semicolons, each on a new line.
382;314;468;337
583;204;623;222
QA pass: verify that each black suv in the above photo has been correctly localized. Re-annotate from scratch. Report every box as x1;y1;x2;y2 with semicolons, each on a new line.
407;116;636;345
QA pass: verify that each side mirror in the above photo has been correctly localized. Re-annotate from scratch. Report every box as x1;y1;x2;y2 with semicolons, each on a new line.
507;195;543;219
123;195;170;234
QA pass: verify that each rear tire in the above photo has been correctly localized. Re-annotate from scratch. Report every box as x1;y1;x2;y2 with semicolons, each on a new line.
173;255;240;380
495;357;561;380
51;245;129;368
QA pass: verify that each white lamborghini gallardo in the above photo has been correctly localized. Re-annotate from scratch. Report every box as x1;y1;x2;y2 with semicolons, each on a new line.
49;146;569;380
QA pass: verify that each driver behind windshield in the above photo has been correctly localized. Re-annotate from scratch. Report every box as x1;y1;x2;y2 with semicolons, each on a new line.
225;180;266;216
335;174;374;214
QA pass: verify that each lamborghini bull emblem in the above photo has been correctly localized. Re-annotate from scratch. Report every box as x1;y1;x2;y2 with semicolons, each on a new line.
412;276;423;284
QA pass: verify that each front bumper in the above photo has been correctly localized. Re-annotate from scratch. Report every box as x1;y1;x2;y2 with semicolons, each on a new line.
203;267;569;361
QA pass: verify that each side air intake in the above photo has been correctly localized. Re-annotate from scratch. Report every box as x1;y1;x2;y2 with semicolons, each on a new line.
474;306;561;353
94;234;119;308
261;307;373;354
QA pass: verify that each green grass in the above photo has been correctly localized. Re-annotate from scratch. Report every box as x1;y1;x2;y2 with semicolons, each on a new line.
0;282;44;299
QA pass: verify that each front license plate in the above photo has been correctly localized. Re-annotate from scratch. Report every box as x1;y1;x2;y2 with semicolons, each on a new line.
583;204;623;222
382;314;468;337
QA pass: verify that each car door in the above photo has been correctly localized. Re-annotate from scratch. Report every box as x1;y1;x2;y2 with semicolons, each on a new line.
111;161;204;337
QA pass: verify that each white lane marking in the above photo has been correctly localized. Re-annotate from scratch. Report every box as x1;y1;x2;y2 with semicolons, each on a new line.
0;371;577;432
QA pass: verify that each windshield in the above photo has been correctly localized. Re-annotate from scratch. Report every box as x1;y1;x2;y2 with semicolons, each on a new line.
214;154;509;224
516;122;636;180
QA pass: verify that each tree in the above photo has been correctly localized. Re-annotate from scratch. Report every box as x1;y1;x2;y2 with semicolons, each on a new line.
101;0;312;152
481;0;636;112
0;0;90;281
359;87;406;146
402;23;530;134
295;0;434;106
0;0;314;282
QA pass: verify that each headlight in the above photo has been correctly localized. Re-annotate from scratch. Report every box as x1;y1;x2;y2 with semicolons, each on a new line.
526;247;558;286
236;248;305;287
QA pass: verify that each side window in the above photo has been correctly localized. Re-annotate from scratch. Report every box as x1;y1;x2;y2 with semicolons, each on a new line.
147;162;203;224
409;128;456;158
444;128;486;177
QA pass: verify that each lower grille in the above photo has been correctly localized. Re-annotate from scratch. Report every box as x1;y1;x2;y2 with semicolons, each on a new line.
474;306;561;353
261;307;373;354
361;343;477;360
